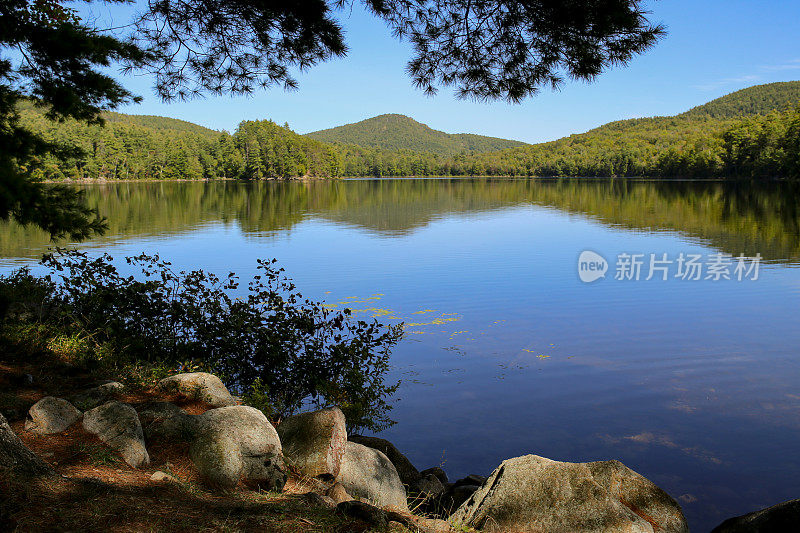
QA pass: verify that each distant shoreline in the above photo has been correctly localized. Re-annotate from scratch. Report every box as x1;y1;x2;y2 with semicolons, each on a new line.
41;175;748;185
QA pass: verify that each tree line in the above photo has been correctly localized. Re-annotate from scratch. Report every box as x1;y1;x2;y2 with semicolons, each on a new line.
17;102;800;181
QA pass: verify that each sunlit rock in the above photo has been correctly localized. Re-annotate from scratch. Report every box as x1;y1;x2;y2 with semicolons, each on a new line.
450;454;688;533
24;397;81;435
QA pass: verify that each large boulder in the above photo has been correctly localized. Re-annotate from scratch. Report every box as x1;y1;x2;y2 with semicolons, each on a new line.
137;401;198;441
83;401;150;468
24;397;81;435
189;406;286;491
711;498;800;532
349;435;421;486
338;441;408;512
68;381;124;411
450;455;688;533
277;407;347;479
158;372;237;408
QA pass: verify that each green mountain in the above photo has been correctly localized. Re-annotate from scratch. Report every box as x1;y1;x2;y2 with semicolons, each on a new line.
14;80;800;180
681;81;800;119
305;113;527;155
459;80;800;178
104;112;222;139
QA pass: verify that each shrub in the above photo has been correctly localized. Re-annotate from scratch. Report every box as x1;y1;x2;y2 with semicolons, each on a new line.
7;250;403;432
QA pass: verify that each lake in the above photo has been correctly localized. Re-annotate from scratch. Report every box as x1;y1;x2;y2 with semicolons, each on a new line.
2;178;800;531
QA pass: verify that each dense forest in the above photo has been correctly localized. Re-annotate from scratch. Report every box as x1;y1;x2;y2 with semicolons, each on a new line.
15;81;800;180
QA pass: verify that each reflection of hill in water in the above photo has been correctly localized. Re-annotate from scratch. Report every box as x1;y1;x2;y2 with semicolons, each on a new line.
2;179;799;263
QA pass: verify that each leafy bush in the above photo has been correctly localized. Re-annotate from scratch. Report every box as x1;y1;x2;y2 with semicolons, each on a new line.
0;267;56;323
5;251;403;432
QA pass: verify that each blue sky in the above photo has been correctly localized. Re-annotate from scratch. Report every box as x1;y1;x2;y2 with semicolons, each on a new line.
87;1;800;144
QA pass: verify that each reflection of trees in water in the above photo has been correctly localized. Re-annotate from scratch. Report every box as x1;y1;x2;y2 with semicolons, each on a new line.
2;179;799;262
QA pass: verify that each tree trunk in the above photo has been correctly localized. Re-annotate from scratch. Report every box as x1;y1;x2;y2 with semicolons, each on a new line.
0;412;52;477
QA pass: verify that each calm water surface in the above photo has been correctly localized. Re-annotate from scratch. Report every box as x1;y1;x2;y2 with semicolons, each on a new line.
3;178;800;531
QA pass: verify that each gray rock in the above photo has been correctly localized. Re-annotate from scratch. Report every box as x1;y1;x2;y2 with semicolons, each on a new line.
711;498;800;532
158;372;237;408
82;401;150;468
450;454;688;533
338;441;408;512
24;397;82;435
189;405;286;491
410;473;445;498
150;471;178;483
421;467;448;485
349;434;421;486
69;381;124;411
277;407;347;479
328;481;353;504
137;401;198;441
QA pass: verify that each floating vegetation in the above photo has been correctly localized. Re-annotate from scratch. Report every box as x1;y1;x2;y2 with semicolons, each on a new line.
448;330;468;340
338;298;382;305
406;313;462;327
412;309;437;315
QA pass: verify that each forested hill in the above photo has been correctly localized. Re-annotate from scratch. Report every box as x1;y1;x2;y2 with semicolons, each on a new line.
14;80;800;180
681;81;800;118
305;113;527;155
104;112;221;139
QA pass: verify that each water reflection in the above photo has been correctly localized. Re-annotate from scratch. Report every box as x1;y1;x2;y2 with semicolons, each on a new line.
2;178;800;263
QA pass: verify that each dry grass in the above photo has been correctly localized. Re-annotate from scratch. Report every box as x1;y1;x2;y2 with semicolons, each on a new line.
4;473;375;533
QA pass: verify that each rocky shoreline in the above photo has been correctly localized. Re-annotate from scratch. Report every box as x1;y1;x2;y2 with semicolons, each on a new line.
4;370;797;531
